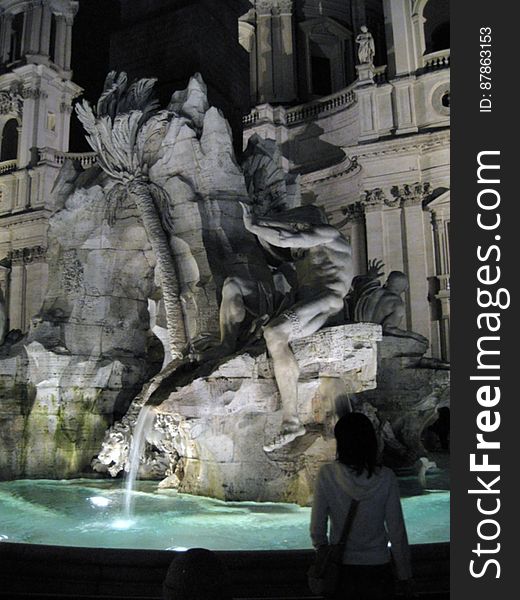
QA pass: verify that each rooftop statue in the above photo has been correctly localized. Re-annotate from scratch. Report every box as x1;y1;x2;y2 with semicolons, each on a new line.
356;25;375;66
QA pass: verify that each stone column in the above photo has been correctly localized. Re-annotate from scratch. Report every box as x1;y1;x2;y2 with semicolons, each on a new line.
256;0;274;103
8;252;25;331
1;13;13;63
23;246;47;327
382;0;417;77
272;0;296;103
54;15;66;68
29;5;43;55
40;7;51;55
23;7;33;56
429;206;451;361
63;18;73;70
0;265;10;332
393;183;432;339
341;202;366;276
239;20;257;104
360;189;385;263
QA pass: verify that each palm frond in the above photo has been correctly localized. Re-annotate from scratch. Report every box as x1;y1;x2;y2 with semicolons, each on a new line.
97;71;128;119
111;111;143;173
135;111;170;169
119;78;158;113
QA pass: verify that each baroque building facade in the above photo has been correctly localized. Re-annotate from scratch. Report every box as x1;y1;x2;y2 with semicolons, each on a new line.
240;0;450;359
0;0;85;333
0;0;450;360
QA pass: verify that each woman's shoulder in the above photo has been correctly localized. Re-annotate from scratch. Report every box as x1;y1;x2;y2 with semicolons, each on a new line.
317;461;339;477
376;465;399;486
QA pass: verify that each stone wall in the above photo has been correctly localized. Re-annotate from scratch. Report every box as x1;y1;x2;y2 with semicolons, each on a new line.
0;169;161;478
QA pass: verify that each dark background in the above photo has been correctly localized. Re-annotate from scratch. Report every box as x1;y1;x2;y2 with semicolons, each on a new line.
451;1;515;598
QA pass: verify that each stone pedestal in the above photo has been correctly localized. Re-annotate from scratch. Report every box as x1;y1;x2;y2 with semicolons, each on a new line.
356;63;376;84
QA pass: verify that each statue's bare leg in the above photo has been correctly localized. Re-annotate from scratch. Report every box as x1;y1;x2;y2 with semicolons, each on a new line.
263;320;304;451
262;292;344;452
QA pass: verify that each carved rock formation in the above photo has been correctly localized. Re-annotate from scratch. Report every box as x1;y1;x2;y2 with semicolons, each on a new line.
94;323;382;505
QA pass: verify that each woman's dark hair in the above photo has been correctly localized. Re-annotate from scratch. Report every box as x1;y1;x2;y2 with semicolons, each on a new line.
334;412;379;477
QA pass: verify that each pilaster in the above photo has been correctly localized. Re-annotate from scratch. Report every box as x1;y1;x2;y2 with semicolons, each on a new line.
272;0;296;103
382;0;418;77
391;182;432;339
256;0;275;103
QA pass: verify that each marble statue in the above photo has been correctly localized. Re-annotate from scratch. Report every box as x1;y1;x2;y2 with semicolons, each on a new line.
351;260;428;344
240;201;354;451
356;25;375;65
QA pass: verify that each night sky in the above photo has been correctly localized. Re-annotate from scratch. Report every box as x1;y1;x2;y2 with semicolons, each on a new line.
69;0;121;151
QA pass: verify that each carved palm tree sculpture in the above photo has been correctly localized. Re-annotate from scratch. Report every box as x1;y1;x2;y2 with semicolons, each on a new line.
76;72;186;360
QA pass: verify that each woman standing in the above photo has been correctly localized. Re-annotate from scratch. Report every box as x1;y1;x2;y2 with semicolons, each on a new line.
310;413;414;599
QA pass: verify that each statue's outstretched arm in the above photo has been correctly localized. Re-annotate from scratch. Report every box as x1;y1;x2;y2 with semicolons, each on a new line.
239;202;337;248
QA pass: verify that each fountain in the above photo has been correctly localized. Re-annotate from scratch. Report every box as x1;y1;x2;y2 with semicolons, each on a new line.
123;405;155;520
0;72;449;556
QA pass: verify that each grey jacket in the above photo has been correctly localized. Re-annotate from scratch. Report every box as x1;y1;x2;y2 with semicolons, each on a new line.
310;462;412;580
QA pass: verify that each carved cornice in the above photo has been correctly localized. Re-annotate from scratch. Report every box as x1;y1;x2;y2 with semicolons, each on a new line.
301;156;360;187
353;131;450;160
9;245;47;265
390;182;432;207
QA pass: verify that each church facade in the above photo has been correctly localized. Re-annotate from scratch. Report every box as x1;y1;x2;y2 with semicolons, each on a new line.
0;0;450;359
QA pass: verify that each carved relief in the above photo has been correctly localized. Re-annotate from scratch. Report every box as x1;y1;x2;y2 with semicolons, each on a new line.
0;87;23;117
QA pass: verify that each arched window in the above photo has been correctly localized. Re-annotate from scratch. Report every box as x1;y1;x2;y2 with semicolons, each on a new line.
1;119;19;161
424;0;450;53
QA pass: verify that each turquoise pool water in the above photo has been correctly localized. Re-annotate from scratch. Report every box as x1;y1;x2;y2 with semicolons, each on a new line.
0;478;449;550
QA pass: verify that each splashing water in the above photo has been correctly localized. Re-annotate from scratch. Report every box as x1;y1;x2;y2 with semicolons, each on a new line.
123;405;155;519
